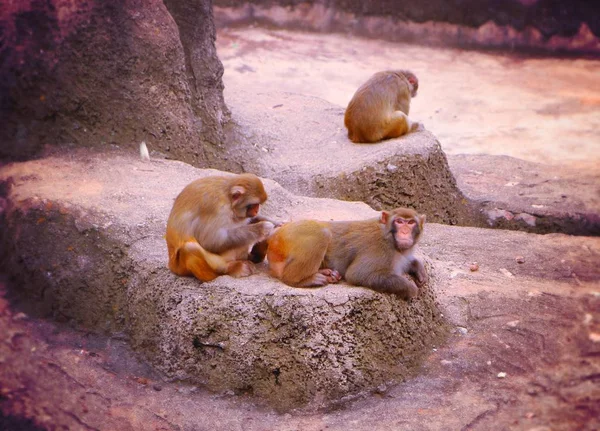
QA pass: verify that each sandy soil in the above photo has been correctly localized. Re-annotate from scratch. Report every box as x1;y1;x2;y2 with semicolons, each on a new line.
216;27;600;169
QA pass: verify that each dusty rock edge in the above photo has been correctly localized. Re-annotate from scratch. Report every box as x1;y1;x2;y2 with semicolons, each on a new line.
221;90;482;228
0;154;446;412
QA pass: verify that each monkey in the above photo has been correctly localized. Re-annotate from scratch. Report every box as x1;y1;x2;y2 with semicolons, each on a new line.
344;70;420;144
166;173;275;282
267;207;426;300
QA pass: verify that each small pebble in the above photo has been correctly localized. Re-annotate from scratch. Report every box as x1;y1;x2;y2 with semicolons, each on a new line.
375;384;387;394
153;384;162;391
516;256;525;264
469;263;479;272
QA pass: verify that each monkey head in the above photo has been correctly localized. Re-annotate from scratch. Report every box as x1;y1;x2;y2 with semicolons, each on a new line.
229;173;268;220
393;70;419;98
380;207;425;251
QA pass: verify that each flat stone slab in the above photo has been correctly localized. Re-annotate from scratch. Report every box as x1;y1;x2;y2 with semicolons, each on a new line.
222;90;476;226
0;148;445;411
448;154;600;235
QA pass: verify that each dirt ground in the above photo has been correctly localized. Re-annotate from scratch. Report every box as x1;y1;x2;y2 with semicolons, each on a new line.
1;26;600;430
216;27;600;169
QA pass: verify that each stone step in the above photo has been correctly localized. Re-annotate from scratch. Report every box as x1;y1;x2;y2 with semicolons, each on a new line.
1;149;598;414
220;90;599;236
0;149;444;411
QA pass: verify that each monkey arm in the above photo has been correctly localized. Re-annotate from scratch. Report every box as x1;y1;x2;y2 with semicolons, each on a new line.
250;215;285;227
216;221;274;252
408;258;427;286
345;259;418;300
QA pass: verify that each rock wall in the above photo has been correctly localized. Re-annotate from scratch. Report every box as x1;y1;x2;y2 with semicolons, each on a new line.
214;0;600;55
0;0;229;166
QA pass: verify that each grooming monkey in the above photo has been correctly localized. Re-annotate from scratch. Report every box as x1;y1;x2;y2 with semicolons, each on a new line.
267;207;426;300
344;70;420;144
166;173;274;282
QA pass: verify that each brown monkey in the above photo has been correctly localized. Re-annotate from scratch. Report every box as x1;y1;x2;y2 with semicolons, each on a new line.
166;173;274;282
267;207;426;299
344;70;420;144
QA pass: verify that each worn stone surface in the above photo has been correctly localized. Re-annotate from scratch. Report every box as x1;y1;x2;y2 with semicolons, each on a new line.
214;0;600;54
0;149;446;411
215;26;600;235
0;0;229;166
448;154;600;235
222;90;479;227
0;151;598;428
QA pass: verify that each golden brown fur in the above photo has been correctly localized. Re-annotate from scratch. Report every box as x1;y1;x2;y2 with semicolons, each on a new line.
267;207;426;299
166;173;274;282
344;70;419;144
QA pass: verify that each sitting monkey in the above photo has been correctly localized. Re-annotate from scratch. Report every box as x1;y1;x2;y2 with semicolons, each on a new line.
344;70;420;143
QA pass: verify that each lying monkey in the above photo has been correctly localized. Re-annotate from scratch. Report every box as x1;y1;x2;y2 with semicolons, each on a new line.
267;207;426;299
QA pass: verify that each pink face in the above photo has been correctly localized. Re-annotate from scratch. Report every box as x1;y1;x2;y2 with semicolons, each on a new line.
408;76;418;97
246;203;260;218
231;190;261;219
393;217;417;249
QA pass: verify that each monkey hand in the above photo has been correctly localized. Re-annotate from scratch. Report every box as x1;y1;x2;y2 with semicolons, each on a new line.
404;280;419;300
414;268;428;287
409;259;427;287
272;220;287;228
255;221;275;241
250;216;286;228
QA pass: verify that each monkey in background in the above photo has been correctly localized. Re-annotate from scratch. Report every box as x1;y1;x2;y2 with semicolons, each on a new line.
344;70;420;144
166;173;275;282
267;207;427;300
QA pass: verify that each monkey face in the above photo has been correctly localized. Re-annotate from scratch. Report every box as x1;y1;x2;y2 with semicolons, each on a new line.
392;217;418;250
231;195;262;220
246;203;260;218
380;208;425;251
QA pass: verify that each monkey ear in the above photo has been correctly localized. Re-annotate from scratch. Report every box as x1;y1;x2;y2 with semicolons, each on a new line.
419;214;426;228
230;185;246;202
379;211;389;225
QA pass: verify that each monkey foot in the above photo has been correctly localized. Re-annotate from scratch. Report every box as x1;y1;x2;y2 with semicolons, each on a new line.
318;268;341;283
228;260;257;278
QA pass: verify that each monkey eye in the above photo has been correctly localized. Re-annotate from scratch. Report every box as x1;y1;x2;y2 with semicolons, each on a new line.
407;219;416;225
246;203;259;212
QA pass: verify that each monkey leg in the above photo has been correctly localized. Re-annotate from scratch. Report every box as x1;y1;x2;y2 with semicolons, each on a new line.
225;260;257;278
383;111;414;140
294;268;341;288
267;220;332;287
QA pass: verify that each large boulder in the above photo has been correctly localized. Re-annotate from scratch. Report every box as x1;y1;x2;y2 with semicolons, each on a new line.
0;0;229;166
0;149;446;411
